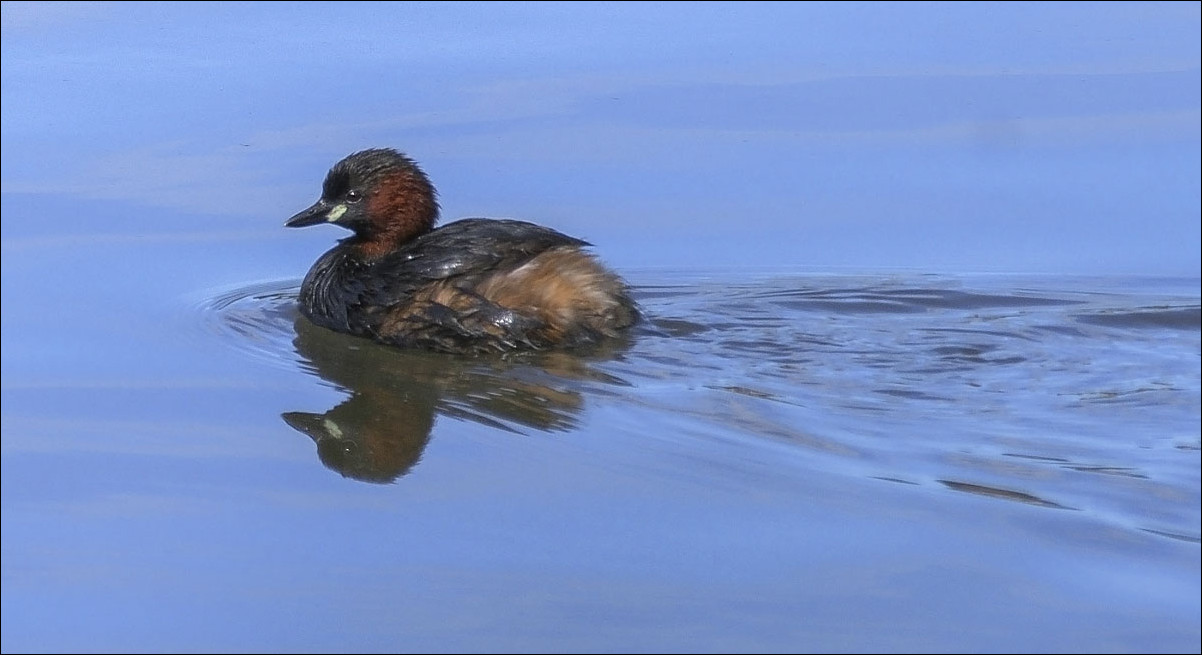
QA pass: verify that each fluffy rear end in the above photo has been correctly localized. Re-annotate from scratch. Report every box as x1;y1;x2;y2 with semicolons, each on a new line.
474;246;638;346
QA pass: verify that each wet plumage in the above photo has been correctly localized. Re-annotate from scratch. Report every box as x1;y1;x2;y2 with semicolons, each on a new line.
286;148;638;353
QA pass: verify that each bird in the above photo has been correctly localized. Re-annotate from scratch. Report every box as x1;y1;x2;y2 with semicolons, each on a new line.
285;148;638;354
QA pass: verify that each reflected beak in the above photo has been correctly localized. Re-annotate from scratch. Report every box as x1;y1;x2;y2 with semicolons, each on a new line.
281;411;326;442
285;200;342;228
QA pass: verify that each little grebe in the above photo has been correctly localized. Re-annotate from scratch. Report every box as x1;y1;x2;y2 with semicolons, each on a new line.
285;148;638;353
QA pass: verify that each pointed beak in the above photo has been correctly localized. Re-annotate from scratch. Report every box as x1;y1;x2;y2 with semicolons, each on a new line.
281;411;326;443
285;200;345;228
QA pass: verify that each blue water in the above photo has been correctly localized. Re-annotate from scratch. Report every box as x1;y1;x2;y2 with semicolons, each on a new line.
4;245;1198;651
3;3;1200;653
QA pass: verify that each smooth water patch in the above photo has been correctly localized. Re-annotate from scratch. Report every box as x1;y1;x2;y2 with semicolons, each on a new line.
203;273;1201;544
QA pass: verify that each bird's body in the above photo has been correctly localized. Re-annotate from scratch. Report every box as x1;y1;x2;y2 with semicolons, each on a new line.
286;149;637;353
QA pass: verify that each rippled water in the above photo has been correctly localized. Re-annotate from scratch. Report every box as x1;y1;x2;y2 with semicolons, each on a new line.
207;273;1201;541
4;264;1199;652
5;4;1199;651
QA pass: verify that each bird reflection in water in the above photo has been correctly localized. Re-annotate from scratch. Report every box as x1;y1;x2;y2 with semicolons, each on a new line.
282;315;632;483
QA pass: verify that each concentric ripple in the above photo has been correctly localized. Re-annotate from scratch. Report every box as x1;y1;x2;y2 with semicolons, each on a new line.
195;279;303;372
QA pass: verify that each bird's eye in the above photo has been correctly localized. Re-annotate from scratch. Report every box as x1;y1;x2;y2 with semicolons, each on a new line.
345;189;362;203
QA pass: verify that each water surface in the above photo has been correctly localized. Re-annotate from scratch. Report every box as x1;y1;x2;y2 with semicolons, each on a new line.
2;3;1200;653
6;235;1197;651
